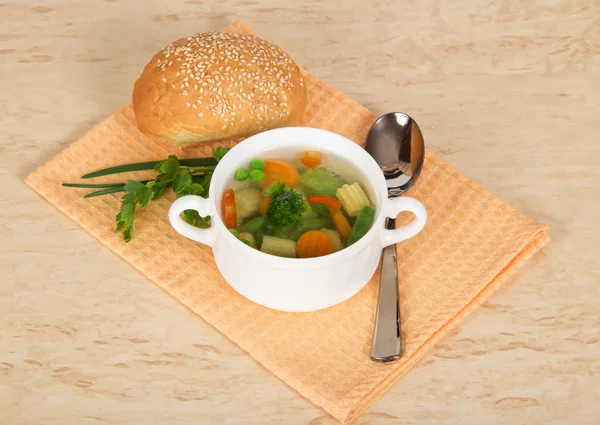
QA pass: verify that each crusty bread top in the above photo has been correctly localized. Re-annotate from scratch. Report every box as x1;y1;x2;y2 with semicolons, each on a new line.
132;32;307;147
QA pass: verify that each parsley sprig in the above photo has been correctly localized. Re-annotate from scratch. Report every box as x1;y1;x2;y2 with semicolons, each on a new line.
64;147;230;242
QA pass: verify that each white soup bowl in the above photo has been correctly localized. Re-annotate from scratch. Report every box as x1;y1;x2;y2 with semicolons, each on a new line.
168;127;426;312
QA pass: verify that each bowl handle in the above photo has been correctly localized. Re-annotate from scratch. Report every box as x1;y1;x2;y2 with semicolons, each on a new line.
380;197;427;247
168;195;217;247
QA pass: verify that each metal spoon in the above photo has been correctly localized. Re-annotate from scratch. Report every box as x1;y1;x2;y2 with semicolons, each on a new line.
365;112;425;362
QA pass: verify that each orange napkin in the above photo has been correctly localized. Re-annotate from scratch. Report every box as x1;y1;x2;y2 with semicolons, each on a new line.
25;19;549;423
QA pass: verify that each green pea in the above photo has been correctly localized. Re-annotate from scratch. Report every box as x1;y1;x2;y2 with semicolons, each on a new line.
229;229;240;238
250;158;266;170
235;168;249;181
249;169;265;182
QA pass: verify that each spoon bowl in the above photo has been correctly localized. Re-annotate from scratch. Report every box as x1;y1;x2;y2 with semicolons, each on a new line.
366;112;425;197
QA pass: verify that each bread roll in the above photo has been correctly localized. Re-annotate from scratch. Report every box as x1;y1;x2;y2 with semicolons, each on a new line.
132;32;307;148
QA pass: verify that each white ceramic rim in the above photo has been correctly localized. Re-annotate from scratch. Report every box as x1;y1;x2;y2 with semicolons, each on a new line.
207;126;388;269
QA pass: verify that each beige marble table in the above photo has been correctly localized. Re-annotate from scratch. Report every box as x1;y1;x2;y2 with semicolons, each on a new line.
2;1;599;424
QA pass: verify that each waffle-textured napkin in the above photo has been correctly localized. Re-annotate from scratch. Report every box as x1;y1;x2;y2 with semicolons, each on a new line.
25;20;549;423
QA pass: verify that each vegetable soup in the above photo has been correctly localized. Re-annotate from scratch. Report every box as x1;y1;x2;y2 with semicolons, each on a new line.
221;149;376;258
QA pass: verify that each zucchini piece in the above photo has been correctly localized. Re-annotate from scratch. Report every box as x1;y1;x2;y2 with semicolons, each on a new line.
298;167;346;198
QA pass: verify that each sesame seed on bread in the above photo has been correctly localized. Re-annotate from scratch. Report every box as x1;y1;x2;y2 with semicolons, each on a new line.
132;32;307;148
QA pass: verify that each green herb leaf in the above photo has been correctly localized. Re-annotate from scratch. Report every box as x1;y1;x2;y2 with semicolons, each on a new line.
115;195;136;238
176;183;205;198
192;173;212;186
151;184;167;200
115;187;148;242
121;191;136;205
154;155;180;174
136;186;152;209
182;210;211;228
148;156;181;200
212;147;230;162
123;180;146;192
123;223;134;242
173;170;193;193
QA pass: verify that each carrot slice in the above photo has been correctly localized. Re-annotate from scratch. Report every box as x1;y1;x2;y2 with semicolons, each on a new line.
297;230;334;258
259;197;271;216
258;160;299;188
306;195;341;214
222;188;237;229
332;211;351;242
299;151;322;169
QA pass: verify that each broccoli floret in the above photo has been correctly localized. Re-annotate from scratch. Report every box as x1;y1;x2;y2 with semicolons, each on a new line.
264;189;306;233
263;182;290;199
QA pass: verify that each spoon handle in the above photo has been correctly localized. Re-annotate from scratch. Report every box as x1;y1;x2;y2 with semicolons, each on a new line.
370;217;401;362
